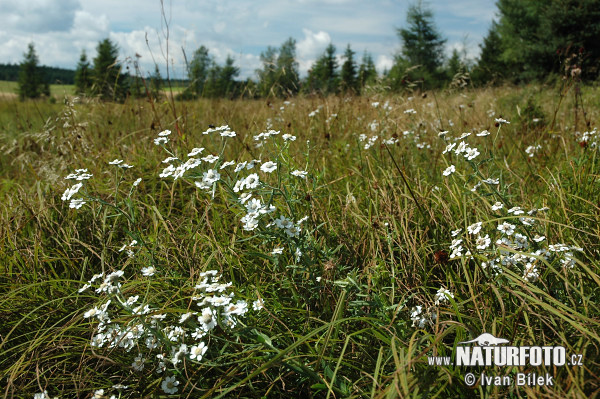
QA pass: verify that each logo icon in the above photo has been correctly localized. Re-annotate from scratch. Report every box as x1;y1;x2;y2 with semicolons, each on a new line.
459;333;510;346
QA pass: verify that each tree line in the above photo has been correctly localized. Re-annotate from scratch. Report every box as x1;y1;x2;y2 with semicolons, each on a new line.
14;0;600;100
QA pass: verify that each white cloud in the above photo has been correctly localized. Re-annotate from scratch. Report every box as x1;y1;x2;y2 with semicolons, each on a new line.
376;54;394;73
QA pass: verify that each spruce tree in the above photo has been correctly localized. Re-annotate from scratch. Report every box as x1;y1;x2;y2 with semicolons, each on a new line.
396;1;446;88
306;44;339;95
17;43;47;100
256;38;300;98
74;50;92;95
358;51;377;88
92;38;127;101
340;44;358;94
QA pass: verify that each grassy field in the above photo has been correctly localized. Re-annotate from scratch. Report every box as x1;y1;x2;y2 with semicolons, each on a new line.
0;82;599;398
0;80;75;99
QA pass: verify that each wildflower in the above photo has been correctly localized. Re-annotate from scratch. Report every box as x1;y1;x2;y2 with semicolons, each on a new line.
253;298;265;310
497;222;516;236
476;234;491;250
202;169;221;185
483;178;499;184
491;202;504;211
154;137;168;145
223;300;249;316
108;159;123;165
188;148;204;157
495;118;510;125
458;132;471;140
467;222;482;235
438;130;449;137
132;354;146;371
69;199;86;209
141;266;155;276
220;130;236;137
533;235;546;243
442;165;455;176
451;229;462;237
291;170;308;179
198;308;218;331
260;161;277;173
443;143;457;156
244;173;260;189
454;141;468;154
201;154;219;164
464;147;480;161
523;263;539;282
158;130;172;137
434;287;454;305
476;130;490;136
161;376;179;394
282;134;296;141
133;178;142;187
119;163;133;169
189;342;208;361
62;183;83;201
507;206;524;215
271;246;284;255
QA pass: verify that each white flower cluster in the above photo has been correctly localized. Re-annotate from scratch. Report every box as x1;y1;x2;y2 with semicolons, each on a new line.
449;206;582;282
80;269;262;395
411;286;455;328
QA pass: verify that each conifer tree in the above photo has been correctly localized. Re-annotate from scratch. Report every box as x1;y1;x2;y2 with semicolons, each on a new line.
17;43;48;100
340;44;358;94
92;38;127;101
74;50;92;95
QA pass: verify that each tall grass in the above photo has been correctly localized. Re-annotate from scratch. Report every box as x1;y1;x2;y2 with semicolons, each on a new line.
1;83;599;398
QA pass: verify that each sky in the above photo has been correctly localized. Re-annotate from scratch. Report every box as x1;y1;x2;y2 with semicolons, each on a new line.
0;0;498;80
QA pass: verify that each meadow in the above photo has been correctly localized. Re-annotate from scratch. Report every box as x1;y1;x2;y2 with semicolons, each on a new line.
0;81;599;398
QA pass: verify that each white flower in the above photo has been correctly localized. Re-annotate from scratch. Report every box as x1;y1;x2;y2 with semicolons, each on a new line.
451;228;462;237
220;130;236;137
198;308;217;331
133;178;142;187
189;342;208;361
253;298;264;310
141;266;155;276
495;118;510;125
475;234;491;250
220;160;235;169
438;130;449;137
62;183;83;201
497;222;516;236
282;134;296;141
201;154;219;163
476;130;490;136
454;141;468;154
291;170;308;179
132;354;146;371
464;147;480;161
491;202;503;211
271;246;284;255
442;142;456;154
69;199;86;209
260;161;277;173
154;137;168;145
434;287;454;306
467;222;482;235
158;129;172;137
244;173;260;189
442;165;455;176
161;376;179;394
533;235;546;243
458;132;471;139
202;169;221;185
109;159;123;165
188;147;204;157
508;206;524;215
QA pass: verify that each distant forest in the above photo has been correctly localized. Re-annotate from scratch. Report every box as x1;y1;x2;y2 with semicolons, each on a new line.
0;63;76;85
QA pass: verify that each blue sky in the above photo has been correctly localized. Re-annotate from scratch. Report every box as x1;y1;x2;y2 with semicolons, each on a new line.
0;0;498;79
